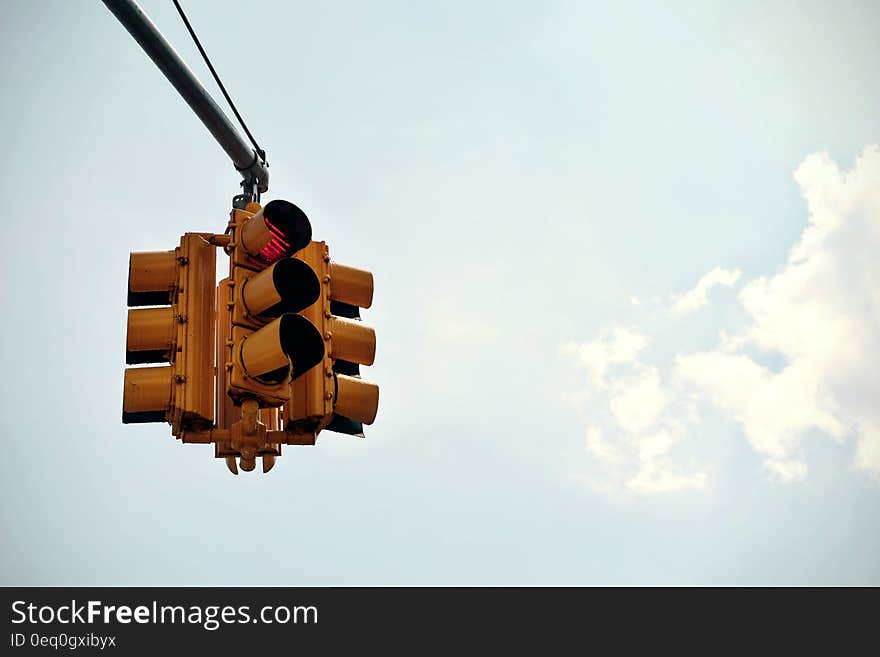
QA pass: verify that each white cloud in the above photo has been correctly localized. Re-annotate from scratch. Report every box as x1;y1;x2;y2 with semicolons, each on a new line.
679;146;880;479
585;426;624;466
561;326;649;389
609;367;669;435
763;458;808;483
626;453;708;494
673;266;742;314
564;338;707;495
674;351;846;480
564;144;880;490
855;424;880;474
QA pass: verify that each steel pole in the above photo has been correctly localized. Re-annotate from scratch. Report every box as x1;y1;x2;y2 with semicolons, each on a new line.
102;0;269;193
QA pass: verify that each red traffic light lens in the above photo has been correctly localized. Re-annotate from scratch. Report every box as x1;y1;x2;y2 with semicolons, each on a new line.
252;200;312;264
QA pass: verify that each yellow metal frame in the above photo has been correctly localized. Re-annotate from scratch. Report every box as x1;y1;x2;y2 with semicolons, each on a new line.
168;233;216;435
285;241;379;432
123;234;215;434
286;241;335;431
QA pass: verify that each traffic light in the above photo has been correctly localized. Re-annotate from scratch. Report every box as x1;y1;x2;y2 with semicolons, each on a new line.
121;198;379;475
222;199;325;407
285;241;379;437
214;199;328;473
123;233;215;435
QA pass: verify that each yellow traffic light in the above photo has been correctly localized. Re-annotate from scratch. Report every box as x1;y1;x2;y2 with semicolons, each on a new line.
122;365;171;424
121;198;379;474
223;200;325;408
126;306;175;364
126;250;177;307
286;241;379;437
122;234;215;435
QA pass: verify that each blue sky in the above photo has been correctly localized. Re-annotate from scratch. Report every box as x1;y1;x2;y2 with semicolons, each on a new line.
1;0;878;585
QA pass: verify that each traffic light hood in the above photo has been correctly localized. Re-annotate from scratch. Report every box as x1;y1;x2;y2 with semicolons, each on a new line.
240;199;312;264
239;313;326;385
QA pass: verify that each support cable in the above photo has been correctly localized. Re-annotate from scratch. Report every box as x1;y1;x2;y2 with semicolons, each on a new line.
172;0;266;164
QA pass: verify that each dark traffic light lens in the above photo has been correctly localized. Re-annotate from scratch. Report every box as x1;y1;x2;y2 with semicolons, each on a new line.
279;313;326;380
270;258;321;314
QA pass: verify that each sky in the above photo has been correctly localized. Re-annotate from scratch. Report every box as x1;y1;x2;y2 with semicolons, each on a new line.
1;0;878;585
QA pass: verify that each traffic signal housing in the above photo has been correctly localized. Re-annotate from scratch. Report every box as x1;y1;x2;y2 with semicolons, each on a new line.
222;200;326;408
121;198;379;474
286;241;379;437
123;233;216;435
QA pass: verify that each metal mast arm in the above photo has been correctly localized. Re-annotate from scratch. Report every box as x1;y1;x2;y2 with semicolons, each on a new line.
102;0;269;195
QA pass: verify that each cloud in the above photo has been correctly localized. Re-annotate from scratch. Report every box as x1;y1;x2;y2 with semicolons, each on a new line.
609;367;669;435
855;424;880;474
585;426;624;466
674;351;846;481
708;145;880;477
564;144;880;490
583;424;707;494
564;331;707;495
626;448;708;494
561;326;650;389
673;267;742;314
